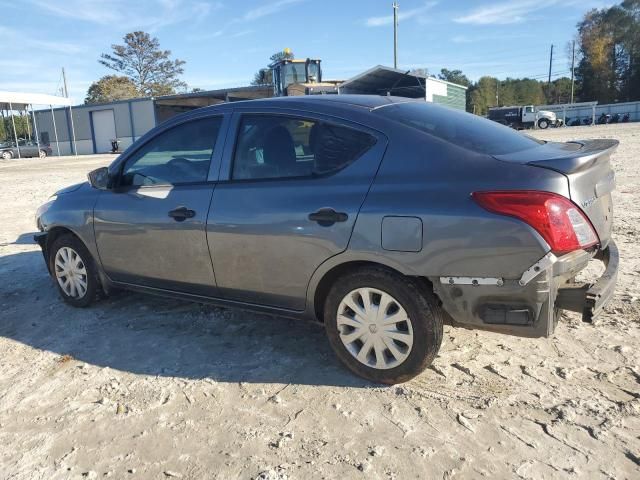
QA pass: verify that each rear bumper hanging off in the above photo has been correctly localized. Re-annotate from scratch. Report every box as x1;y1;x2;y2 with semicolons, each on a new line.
555;241;619;323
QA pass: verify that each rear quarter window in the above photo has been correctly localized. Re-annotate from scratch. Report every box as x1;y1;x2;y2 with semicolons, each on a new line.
376;102;543;155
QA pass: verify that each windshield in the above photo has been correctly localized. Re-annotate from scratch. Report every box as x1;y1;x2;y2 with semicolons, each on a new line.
282;63;306;88
376;101;544;155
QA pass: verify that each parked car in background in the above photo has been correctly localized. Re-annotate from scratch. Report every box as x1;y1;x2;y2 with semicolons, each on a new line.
488;105;560;129
0;139;51;159
34;96;618;384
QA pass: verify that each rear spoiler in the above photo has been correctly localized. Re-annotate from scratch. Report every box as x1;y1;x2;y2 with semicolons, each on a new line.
526;139;618;175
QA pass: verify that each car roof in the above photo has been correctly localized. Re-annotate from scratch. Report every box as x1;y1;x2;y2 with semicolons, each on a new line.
201;94;417;113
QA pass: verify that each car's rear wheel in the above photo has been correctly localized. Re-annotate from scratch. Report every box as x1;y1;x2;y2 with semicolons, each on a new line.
324;267;443;384
1;151;12;160
49;234;99;307
39;149;47;158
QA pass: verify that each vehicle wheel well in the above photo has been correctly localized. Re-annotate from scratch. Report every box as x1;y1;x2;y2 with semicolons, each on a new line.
46;227;79;253
312;261;436;322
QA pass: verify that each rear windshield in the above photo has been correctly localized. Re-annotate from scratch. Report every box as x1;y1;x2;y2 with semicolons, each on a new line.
375;101;544;155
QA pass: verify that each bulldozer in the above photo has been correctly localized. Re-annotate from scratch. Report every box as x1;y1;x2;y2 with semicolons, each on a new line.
262;55;340;97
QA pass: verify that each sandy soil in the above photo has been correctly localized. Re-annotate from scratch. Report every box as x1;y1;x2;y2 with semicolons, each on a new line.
0;124;639;480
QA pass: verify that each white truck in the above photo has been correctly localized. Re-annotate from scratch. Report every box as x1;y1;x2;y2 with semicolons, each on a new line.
488;105;560;129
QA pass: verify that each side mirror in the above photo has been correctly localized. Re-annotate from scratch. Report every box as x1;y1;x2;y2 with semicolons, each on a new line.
88;167;110;190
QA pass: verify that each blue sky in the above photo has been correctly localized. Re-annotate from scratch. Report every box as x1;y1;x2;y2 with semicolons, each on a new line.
0;0;613;102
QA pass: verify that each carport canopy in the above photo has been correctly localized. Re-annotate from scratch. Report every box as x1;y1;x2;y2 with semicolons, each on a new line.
0;90;75;159
339;65;427;98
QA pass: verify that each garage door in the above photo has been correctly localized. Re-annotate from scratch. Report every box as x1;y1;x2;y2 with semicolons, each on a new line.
92;109;116;153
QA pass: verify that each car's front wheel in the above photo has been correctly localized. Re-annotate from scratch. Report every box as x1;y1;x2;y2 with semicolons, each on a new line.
324;267;443;384
1;151;12;160
39;149;47;158
538;118;550;129
48;234;99;307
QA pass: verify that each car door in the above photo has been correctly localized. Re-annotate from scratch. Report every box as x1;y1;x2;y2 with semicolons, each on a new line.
207;110;387;310
26;141;40;157
93;113;228;296
17;140;36;157
522;106;535;124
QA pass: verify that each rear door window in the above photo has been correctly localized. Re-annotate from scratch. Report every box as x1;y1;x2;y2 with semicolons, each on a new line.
376;102;543;155
232;114;376;180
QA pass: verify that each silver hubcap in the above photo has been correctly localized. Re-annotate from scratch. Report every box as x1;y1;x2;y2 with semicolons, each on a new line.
39;150;46;158
337;288;413;370
54;247;88;299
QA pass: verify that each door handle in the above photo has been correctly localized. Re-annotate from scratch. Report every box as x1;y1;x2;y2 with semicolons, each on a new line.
168;206;196;222
308;208;348;226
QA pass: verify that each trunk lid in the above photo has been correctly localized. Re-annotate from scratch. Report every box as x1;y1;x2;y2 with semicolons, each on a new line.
493;139;617;248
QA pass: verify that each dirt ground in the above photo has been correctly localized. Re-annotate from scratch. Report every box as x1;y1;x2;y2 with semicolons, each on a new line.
1;123;639;480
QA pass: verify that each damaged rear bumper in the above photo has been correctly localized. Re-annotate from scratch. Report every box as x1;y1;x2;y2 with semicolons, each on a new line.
555;241;618;323
433;241;619;338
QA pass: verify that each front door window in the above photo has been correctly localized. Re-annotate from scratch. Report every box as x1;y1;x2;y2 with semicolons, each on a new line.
120;116;222;187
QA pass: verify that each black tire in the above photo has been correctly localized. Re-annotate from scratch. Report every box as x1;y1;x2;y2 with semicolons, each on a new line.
39;149;47;158
324;267;443;384
1;151;12;160
48;234;99;308
538;118;550;129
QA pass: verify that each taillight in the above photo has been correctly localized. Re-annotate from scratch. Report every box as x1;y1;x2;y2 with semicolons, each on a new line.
472;191;599;254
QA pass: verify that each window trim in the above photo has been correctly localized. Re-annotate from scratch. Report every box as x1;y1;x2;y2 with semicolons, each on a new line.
225;111;379;184
112;113;227;189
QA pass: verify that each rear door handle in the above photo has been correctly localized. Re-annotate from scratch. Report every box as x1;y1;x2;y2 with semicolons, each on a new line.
168;206;196;222
308;208;348;226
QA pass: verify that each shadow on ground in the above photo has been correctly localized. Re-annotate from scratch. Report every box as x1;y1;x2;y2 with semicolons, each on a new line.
0;250;371;388
0;232;37;247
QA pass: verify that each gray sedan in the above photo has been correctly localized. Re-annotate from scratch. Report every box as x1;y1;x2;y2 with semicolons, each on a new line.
34;95;618;384
1;139;51;159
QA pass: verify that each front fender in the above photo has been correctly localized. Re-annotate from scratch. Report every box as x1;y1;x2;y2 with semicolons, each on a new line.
37;183;101;269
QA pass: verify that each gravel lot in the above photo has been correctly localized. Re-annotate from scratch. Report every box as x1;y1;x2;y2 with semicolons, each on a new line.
1;123;639;479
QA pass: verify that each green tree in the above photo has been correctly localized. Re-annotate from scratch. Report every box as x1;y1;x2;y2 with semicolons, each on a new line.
99;31;186;97
469;76;498;115
543;77;574;104
85;75;140;104
437;68;471;87
575;1;640;103
1;113;31;142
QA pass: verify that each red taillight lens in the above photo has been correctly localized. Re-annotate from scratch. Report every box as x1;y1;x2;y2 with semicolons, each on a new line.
472;191;599;254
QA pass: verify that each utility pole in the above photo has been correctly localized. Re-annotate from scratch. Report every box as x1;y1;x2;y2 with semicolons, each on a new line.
496;81;499;106
547;44;554;86
570;40;575;104
393;2;398;69
62;67;69;97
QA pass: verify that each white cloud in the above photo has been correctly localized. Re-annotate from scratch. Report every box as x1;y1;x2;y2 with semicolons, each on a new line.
451;32;535;44
454;0;560;25
191;0;304;42
241;0;304;21
28;0;122;24
0;26;85;55
365;1;437;27
28;0;220;30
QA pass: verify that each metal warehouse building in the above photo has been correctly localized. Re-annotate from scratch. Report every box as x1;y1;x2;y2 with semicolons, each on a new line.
34;66;468;155
35;98;155;155
34;85;270;155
